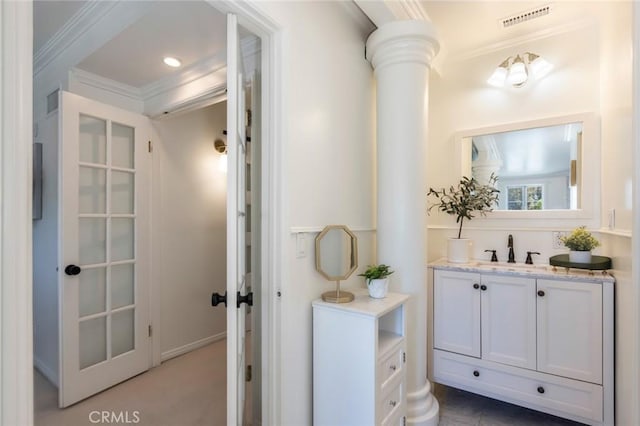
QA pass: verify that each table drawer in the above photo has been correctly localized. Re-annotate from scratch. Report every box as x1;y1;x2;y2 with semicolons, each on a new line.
434;349;603;422
379;344;404;392
380;382;403;426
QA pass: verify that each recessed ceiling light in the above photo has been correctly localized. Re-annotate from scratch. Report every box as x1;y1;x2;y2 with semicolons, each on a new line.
163;57;181;68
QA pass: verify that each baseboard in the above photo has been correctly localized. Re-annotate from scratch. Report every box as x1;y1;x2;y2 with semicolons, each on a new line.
160;332;226;363
34;355;59;388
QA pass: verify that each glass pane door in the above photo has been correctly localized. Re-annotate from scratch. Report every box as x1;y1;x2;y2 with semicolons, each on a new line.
77;115;137;370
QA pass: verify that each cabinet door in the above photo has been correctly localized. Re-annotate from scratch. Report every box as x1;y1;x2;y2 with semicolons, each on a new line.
434;270;481;357
481;275;536;369
537;279;602;384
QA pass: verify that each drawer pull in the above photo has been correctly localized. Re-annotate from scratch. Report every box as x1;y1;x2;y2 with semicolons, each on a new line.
537;386;545;394
473;283;480;289
473;370;480;377
389;365;397;371
389;400;397;407
480;285;487;291
538;290;545;297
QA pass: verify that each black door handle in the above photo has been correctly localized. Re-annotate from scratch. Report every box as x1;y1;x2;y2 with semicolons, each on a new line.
64;264;81;276
237;291;253;308
211;291;227;307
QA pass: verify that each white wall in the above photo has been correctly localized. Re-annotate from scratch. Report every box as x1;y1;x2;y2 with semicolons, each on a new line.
33;111;60;385
253;2;376;424
428;2;634;423
151;102;227;359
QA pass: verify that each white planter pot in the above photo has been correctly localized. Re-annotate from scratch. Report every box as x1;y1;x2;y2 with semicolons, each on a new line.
569;250;592;264
448;238;472;263
368;278;389;299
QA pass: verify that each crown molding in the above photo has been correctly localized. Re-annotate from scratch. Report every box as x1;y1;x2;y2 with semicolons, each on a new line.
448;16;594;64
139;53;227;100
34;1;117;75
70;68;142;100
138;34;259;100
354;0;431;27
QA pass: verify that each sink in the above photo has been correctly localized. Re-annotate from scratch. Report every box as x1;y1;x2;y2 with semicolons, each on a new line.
470;261;549;273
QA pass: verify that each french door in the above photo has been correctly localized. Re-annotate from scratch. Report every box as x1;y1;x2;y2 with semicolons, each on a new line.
59;91;151;407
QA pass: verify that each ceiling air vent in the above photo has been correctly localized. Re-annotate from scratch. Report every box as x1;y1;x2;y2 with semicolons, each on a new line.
500;5;551;28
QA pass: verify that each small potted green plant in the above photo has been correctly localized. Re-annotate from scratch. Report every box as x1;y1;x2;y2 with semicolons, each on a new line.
561;226;600;263
428;174;499;263
358;264;394;299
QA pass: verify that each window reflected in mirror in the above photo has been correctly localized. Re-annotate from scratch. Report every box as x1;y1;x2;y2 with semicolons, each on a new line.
470;122;582;211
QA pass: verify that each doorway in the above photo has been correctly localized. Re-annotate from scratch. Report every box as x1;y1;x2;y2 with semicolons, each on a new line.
31;1;263;424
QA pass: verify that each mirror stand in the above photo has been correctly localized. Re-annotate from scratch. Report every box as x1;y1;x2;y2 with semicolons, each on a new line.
322;280;354;303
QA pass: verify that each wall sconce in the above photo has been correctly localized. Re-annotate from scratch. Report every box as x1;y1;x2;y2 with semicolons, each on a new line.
214;138;227;154
214;138;227;173
487;52;553;88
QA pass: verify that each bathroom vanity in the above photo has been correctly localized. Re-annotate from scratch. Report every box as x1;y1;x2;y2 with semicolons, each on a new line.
428;260;614;426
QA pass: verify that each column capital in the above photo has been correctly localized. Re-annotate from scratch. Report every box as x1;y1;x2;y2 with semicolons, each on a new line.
366;20;440;72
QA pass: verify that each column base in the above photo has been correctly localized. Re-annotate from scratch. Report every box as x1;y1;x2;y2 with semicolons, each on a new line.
406;380;440;426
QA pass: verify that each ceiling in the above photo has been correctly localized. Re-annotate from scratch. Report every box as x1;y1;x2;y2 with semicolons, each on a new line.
34;1;229;89
33;1;610;90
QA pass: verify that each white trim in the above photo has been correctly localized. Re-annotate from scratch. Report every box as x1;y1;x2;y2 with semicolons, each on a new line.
33;1;117;75
632;3;640;426
34;356;59;388
160;332;227;363
290;226;376;234
140;54;227;100
70;67;143;100
1;1;34;424
447;17;593;64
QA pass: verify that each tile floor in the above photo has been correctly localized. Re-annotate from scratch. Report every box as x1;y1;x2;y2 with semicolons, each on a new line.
434;383;586;426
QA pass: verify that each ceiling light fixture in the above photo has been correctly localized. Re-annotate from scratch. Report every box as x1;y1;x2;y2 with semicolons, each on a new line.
163;56;182;68
487;52;553;88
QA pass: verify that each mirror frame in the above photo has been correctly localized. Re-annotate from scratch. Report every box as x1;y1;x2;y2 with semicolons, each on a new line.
314;225;358;281
455;112;600;226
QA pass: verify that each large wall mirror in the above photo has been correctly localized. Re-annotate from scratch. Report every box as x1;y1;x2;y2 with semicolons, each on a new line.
457;113;600;224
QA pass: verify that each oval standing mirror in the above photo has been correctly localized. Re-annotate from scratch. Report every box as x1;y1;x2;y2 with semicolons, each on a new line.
315;225;358;303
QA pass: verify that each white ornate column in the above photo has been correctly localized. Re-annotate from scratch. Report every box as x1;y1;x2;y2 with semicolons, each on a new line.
367;20;440;426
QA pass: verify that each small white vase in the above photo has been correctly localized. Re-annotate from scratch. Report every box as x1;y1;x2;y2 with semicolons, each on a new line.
569;250;592;263
368;278;389;299
447;238;472;263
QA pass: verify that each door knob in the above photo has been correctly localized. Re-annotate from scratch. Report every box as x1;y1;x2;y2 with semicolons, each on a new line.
237;291;253;308
537;290;545;297
64;264;81;276
211;291;227;307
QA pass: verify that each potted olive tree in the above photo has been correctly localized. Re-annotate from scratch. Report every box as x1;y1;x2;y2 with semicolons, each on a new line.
561;226;600;263
428;174;499;263
358;264;394;299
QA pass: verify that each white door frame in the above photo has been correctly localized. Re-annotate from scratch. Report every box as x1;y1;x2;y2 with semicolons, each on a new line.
0;1;35;425
1;1;285;426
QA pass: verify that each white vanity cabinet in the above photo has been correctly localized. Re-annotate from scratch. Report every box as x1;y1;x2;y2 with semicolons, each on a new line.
313;291;409;426
430;264;614;426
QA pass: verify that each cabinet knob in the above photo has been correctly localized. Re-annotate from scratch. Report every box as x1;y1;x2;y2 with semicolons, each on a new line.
537;290;545;297
537;386;545;394
480;285;487;291
473;370;480;377
389;365;397;371
389;400;397;407
473;283;480;289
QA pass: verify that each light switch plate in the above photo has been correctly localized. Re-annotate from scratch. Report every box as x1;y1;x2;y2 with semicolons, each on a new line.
296;233;306;258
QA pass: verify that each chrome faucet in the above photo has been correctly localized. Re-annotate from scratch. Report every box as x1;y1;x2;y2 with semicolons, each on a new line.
507;234;516;263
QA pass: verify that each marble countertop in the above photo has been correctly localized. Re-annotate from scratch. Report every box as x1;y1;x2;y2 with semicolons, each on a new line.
429;258;615;284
